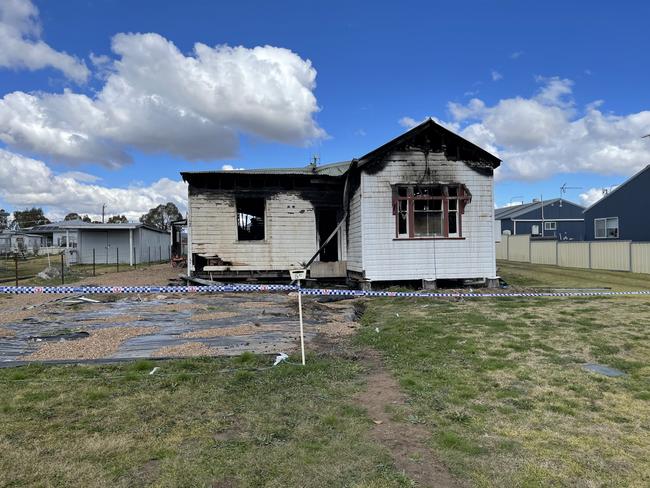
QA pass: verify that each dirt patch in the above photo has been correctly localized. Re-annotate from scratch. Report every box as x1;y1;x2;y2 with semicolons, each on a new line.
189;311;239;322
0;327;15;337
355;351;462;488
152;342;216;357
182;324;281;338
23;326;159;361
314;321;359;337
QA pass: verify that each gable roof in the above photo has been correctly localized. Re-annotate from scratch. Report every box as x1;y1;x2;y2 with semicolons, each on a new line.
181;118;500;181
495;198;584;220
583;165;650;212
357;118;501;169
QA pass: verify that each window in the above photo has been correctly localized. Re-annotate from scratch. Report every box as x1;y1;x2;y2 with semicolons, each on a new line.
544;221;556;231
236;198;265;240
392;184;470;239
594;217;618;239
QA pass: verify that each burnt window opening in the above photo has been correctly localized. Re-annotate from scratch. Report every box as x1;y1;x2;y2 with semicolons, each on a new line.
236;198;265;241
392;184;470;239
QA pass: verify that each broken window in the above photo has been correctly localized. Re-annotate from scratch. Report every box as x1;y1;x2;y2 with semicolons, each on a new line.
236;198;265;240
393;184;470;239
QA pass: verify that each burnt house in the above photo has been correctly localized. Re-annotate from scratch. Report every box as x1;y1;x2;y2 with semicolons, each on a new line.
181;119;501;287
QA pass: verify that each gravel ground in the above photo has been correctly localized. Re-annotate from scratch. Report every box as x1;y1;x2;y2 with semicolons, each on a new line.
182;324;283;338
152;342;216;358
0;328;15;337
23;326;160;361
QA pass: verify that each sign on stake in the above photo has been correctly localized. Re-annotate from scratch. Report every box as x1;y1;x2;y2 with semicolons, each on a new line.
290;269;307;365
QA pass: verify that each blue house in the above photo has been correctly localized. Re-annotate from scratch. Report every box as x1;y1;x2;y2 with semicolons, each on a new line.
496;198;585;240
583;165;650;241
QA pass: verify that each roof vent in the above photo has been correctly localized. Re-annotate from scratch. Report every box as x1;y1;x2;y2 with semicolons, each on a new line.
532;198;540;203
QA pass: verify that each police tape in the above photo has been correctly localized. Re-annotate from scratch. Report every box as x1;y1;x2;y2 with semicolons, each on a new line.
1;284;650;299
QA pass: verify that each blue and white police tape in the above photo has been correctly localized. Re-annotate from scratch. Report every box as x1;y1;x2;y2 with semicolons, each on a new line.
1;284;650;299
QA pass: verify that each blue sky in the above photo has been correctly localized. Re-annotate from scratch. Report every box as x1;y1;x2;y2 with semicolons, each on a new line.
0;0;649;220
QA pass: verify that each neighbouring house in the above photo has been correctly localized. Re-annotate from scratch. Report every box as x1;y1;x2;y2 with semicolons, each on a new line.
583;165;650;241
0;230;44;254
29;221;171;265
495;198;585;240
181;119;502;288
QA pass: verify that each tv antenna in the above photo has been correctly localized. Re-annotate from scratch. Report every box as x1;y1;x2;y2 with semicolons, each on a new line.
560;183;581;198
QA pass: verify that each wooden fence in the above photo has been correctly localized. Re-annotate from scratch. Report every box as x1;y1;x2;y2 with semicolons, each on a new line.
496;235;650;274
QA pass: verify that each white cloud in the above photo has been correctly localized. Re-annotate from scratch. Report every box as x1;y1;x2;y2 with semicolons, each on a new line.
0;33;326;167
510;51;523;60
0;149;187;222
221;164;243;171
447;77;650;181
0;0;89;82
579;186;618;207
398;116;420;129
491;70;503;81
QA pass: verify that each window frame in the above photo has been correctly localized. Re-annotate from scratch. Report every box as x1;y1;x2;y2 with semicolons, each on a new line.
235;197;267;242
594;217;619;239
392;184;470;240
544;221;557;231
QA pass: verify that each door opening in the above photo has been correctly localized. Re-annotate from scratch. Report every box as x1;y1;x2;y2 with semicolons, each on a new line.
317;209;339;262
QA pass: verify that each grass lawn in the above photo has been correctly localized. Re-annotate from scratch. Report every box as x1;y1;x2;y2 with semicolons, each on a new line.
358;265;650;486
0;355;410;488
498;260;650;291
2;264;650;487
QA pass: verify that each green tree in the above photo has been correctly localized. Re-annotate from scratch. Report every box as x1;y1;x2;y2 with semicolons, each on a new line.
13;208;50;228
139;203;182;231
0;209;8;230
64;213;92;222
107;215;128;224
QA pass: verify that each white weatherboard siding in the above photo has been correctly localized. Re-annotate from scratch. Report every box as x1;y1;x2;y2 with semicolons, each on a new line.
189;190;321;269
346;180;363;273
360;151;497;281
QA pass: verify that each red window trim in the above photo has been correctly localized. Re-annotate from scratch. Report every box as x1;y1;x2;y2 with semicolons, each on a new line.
392;184;470;239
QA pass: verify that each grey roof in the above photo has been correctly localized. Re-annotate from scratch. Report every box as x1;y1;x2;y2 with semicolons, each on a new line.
30;221;170;234
495;198;574;220
582;164;650;212
181;160;352;178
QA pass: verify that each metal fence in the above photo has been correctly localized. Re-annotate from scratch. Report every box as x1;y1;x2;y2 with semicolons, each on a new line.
496;235;650;274
0;246;171;285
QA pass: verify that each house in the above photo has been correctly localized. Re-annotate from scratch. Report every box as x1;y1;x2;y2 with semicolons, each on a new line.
495;198;585;240
181;119;502;288
0;230;44;254
29;221;170;265
583;165;650;241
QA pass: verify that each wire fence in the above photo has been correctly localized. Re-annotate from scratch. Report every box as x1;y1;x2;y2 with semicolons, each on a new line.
0;245;172;285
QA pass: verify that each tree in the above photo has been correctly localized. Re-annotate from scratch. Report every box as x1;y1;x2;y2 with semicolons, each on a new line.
13;208;50;228
64;213;92;222
107;215;128;224
140;202;182;231
0;209;8;230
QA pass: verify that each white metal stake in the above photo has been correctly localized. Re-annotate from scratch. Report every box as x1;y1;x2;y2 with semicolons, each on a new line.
297;279;306;365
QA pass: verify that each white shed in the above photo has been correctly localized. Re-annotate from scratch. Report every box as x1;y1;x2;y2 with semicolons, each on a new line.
30;222;171;265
